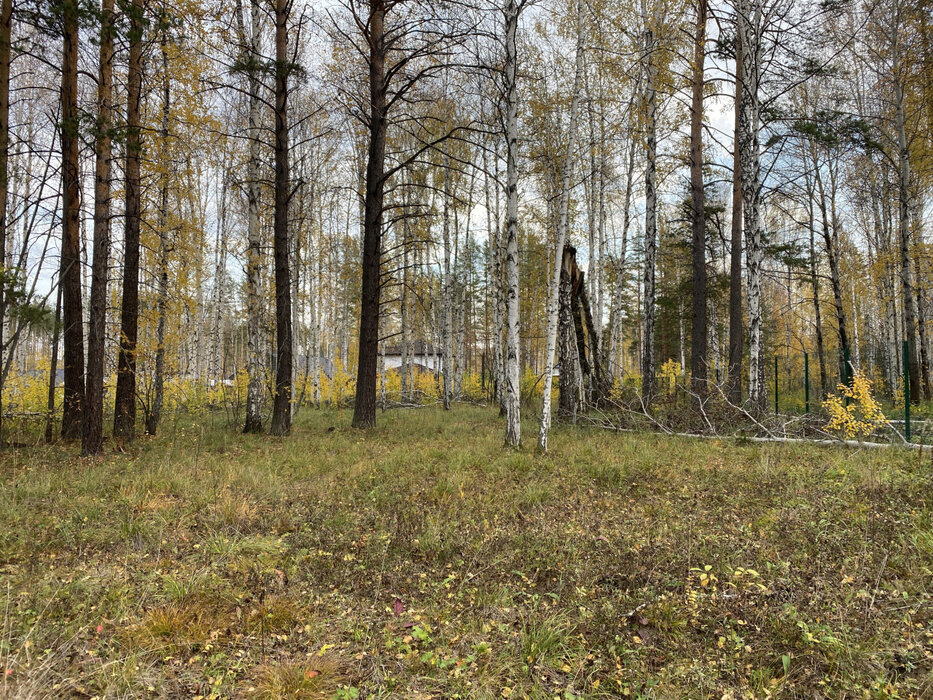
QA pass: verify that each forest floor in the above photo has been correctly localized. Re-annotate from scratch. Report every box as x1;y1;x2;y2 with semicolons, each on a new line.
0;406;932;699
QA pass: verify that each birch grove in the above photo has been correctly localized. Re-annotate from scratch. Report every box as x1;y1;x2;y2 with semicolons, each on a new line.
0;0;927;447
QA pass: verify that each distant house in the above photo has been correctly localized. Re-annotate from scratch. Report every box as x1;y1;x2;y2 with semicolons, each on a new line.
382;340;442;374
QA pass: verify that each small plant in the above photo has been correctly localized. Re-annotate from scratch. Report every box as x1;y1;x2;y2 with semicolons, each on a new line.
822;369;886;439
659;359;681;383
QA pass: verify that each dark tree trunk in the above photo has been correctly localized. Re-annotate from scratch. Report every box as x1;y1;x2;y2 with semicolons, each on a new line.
82;0;114;455
60;0;84;439
269;0;292;436
557;253;577;418
689;0;707;394
914;253;931;399
113;0;143;440
808;201;827;394
727;25;743;403
351;0;386;430
146;29;170;437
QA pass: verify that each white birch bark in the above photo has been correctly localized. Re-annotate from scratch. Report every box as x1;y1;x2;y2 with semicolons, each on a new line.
503;0;522;446
537;0;586;453
442;155;453;410
736;0;765;408
640;22;659;402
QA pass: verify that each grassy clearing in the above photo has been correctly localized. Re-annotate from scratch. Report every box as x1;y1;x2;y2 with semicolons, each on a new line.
0;406;931;698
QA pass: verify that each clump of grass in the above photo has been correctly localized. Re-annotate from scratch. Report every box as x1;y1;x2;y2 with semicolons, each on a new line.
124;598;221;654
518;611;577;670
251;656;345;699
210;488;263;533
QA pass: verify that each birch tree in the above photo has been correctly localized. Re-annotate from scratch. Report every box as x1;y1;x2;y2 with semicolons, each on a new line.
537;0;585;453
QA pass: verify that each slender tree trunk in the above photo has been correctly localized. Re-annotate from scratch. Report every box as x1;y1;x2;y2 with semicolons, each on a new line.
895;79;920;403
82;0;114;455
242;0;264;432
60;0;84;439
807;188;827;394
609;130;634;381
351;0;387;429
690;0;707;393
442;156;453;410
0;0;11;444
211;169;228;383
482;140;501;406
538;0;584;452
502;0;521;446
46;282;63;443
401;185;411;401
727;27;743;402
809;145;851;386
641;26;659;404
113;0;143;440
269;0;292;435
737;0;765;409
912;198;931;398
146;31;171;436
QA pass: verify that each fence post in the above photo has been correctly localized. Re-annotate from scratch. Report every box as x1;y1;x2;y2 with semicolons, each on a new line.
904;339;911;443
774;355;779;414
804;352;809;414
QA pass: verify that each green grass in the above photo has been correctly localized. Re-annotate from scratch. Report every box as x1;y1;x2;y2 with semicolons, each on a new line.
0;405;932;698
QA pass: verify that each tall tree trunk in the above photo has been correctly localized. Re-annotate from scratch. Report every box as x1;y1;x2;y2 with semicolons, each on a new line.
538;0;584;452
737;0;765;409
689;0;707;393
482;139;501;406
82;0;114;455
211;169;228;383
810;147;849;385
242;0;264;432
351;0;387;429
0;0;11;444
441;156;453;410
609;129;634;381
584;55;599;345
641;25;659;405
269;0;292;435
401;185;411;402
912;195;931;398
807;186;827;394
113;0;143;440
60;0;84;439
727;27;743;402
146;29;170;436
895;78;920;403
502;0;521;446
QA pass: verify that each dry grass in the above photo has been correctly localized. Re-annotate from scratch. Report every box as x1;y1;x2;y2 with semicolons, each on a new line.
0;405;931;698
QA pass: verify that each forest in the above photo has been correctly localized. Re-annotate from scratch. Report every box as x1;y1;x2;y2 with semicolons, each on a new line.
0;0;932;697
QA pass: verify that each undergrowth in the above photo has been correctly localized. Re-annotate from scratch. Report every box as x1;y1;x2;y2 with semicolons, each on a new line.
0;406;931;698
